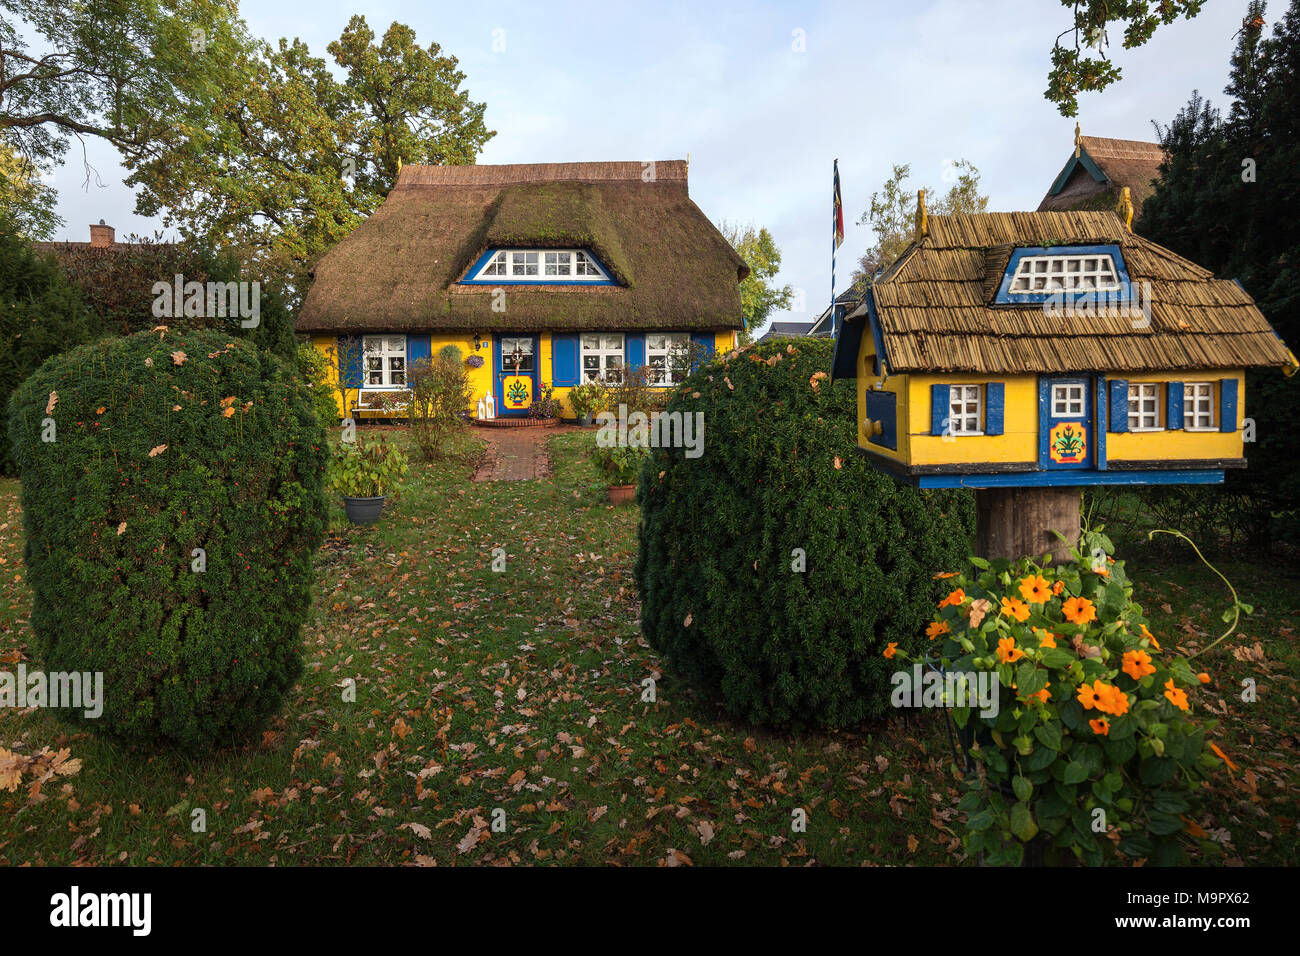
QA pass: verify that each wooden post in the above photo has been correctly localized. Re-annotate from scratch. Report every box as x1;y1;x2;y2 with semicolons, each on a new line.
975;487;1081;564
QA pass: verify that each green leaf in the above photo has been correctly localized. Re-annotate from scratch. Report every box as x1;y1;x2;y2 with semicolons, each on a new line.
1063;761;1090;785
1034;720;1062;751
1012;775;1032;802
1010;801;1039;842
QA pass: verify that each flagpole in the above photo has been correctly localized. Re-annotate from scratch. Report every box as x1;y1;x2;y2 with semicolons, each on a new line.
831;159;837;333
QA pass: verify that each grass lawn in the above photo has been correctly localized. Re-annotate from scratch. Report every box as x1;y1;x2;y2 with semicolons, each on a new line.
0;426;1296;866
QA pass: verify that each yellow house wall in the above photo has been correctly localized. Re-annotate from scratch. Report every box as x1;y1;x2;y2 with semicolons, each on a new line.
1105;370;1245;462
850;316;1248;470
312;329;739;421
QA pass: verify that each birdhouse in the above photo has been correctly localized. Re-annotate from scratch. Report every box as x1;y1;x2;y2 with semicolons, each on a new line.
831;207;1297;492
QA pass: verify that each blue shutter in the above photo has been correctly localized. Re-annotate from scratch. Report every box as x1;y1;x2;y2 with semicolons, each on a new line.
865;390;897;450
985;383;1004;436
1166;381;1183;430
690;332;715;360
1219;378;1238;432
339;335;363;389
627;333;645;371
930;384;949;435
407;334;431;388
551;333;580;387
1107;379;1129;432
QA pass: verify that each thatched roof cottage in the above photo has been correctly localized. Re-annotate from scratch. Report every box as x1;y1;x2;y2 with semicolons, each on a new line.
297;160;748;419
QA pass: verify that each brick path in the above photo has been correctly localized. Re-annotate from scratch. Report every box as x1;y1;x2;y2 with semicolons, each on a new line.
473;425;578;481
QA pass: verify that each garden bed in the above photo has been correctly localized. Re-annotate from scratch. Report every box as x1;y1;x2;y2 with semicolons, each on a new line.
470;416;560;429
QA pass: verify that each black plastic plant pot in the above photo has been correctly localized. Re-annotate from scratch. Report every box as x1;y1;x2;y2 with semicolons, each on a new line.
343;495;386;525
577;414;593;427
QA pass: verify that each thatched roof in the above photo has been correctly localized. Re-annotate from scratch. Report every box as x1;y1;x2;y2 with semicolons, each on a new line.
296;161;748;333
1038;136;1166;216
849;210;1292;374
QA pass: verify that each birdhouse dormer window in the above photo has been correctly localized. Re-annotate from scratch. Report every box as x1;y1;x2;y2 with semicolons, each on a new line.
464;249;613;283
994;244;1131;304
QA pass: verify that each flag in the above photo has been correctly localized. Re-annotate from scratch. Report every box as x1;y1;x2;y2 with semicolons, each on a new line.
833;160;844;250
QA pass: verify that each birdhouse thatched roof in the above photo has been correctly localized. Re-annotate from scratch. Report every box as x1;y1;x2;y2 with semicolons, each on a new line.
296;160;748;333
848;210;1292;375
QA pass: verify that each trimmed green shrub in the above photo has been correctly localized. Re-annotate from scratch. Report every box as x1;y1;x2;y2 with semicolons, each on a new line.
0;230;99;475
635;338;974;729
8;329;328;747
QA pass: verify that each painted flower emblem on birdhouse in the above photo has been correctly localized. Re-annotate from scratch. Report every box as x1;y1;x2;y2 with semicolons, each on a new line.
504;376;532;410
1049;422;1087;464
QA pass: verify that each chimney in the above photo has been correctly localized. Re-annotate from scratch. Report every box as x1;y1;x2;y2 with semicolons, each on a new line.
89;219;115;248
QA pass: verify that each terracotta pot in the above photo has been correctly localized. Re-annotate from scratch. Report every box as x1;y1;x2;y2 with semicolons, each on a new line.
343;495;386;525
607;484;636;504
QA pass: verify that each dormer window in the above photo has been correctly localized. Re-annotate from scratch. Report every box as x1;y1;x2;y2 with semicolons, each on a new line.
465;249;612;283
1009;253;1121;294
994;244;1131;304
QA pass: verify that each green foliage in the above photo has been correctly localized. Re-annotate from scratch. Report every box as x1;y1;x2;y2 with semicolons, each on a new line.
296;342;338;425
592;442;650;485
125;14;494;303
408;351;471;460
52;237;297;363
902;532;1218;865
634;338;974;729
567;381;607;419
851;160;988;289
327;436;409;498
1133;1;1300;545
1044;1;1206;116
7;329;328;748
0;230;98;475
0;141;60;239
717;221;794;331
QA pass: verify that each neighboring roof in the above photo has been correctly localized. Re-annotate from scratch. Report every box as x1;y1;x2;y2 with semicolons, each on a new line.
1038;136;1166;216
808;288;865;336
756;321;814;342
847;210;1292;375
296;160;749;333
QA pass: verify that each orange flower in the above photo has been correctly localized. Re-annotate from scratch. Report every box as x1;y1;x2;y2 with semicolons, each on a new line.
938;588;965;609
1000;596;1031;623
1163;678;1189;712
995;636;1025;664
1121;649;1156;681
1099;684;1130;716
883;642;898;659
1209;741;1238;774
926;620;950;640
1062;596;1097;626
1196;672;1211;684
1018;574;1051;604
1089;717;1110;736
1093;564;1110;577
1032;627;1056;648
932;571;959;579
1140;623;1160;651
1027;684;1051;704
1077;680;1102;711
1052;580;1065;595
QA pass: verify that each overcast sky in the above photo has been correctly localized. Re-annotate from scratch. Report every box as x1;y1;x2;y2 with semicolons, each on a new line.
43;0;1253;333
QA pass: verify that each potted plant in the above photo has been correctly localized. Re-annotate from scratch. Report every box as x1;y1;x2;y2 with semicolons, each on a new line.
593;443;649;503
528;382;564;421
568;381;606;427
327;437;410;524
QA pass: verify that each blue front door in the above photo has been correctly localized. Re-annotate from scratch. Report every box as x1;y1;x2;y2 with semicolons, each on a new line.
1039;377;1092;469
494;335;539;416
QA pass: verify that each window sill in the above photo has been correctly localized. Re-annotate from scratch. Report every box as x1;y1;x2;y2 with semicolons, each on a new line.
1128;426;1165;433
1184;426;1220;433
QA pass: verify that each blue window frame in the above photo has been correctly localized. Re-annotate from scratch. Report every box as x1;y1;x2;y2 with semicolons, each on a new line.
993;244;1133;306
458;248;617;285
